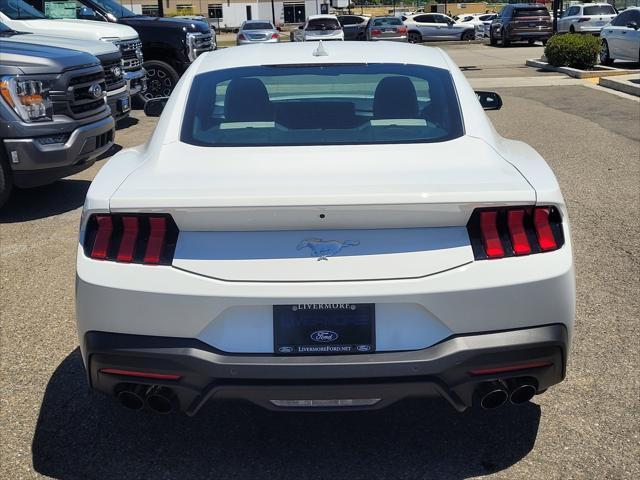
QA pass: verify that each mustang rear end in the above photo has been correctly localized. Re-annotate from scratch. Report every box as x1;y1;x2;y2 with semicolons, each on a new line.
76;42;574;415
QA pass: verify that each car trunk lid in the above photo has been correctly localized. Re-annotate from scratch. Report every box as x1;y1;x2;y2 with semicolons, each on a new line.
110;137;535;281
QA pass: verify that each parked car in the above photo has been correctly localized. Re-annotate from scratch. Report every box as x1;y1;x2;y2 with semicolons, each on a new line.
301;15;344;41
600;7;640;64
404;13;475;43
76;42;574;415
366;16;408;42
236;20;279;45
489;4;552;47
0;40;114;207
557;3;617;34
0;0;147;101
337;14;368;41
25;0;215;100
1;22;130;121
456;13;491;39
476;13;498;38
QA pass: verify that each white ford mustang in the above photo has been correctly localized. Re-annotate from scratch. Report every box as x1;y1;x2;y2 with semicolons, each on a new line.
76;42;574;415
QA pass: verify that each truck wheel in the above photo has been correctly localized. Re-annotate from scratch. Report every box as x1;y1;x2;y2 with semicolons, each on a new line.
0;149;13;209
142;60;180;100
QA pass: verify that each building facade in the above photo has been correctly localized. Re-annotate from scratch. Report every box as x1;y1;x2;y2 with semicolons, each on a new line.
123;0;330;28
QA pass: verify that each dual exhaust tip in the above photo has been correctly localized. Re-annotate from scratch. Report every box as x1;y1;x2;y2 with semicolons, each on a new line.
476;378;537;410
116;384;178;414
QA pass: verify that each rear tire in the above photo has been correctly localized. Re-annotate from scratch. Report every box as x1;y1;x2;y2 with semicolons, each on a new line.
0;149;13;209
501;30;510;47
461;30;474;41
569;25;575;34
408;31;422;44
600;40;614;66
142;60;179;101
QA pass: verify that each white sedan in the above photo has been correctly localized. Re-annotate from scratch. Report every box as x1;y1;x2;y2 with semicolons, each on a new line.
600;7;640;65
76;42;574;415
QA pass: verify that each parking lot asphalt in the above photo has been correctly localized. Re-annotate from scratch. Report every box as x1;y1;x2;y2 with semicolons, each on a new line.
1;45;639;479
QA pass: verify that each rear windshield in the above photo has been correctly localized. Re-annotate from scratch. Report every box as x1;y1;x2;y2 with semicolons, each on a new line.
514;8;549;17
181;64;464;147
307;18;341;30
584;5;616;15
372;17;403;26
243;22;273;30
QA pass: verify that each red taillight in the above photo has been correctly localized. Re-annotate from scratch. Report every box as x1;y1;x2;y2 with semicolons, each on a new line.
479;211;504;258
271;32;279;39
371;29;381;36
100;368;181;380
85;214;178;265
469;361;552;376
144;216;167;264
116;216;139;262
91;215;113;259
507;209;531;255
397;26;407;34
467;206;563;260
533;208;558;251
238;33;246;40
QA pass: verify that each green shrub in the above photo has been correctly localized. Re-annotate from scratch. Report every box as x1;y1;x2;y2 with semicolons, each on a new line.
544;34;601;70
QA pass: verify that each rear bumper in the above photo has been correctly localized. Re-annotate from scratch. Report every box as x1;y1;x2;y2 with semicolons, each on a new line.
124;68;147;96
85;324;567;414
508;31;552;41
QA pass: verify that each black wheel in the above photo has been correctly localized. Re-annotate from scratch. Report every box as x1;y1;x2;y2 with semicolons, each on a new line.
142;60;179;101
501;30;510;47
0;149;13;209
528;39;535;45
569;25;575;34
489;29;497;46
461;29;474;41
408;31;422;44
600;40;614;66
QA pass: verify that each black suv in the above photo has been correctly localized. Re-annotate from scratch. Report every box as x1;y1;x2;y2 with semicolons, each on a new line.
27;0;214;99
489;4;552;47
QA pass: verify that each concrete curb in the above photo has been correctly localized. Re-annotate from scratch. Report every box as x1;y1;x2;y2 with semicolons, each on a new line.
598;74;640;97
525;59;638;79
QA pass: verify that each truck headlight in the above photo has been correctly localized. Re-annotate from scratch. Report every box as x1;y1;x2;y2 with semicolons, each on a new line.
0;76;53;122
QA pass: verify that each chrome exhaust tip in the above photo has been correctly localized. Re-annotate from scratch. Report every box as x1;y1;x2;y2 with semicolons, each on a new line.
476;382;508;410
116;384;145;411
145;386;178;414
507;380;537;405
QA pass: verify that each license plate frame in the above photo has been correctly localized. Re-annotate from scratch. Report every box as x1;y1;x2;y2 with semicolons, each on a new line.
118;97;130;113
273;303;375;355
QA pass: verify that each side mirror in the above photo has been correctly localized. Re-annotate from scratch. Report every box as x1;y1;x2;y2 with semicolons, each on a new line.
627;21;639;30
476;91;503;111
144;97;168;117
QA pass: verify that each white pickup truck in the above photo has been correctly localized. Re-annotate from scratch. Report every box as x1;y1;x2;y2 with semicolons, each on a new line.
0;0;146;99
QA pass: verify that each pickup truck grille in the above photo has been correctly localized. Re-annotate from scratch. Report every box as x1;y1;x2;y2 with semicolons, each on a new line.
117;39;144;71
102;58;126;91
52;70;107;119
187;32;214;61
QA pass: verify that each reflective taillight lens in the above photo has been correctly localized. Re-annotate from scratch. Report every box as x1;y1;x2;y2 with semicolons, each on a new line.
84;214;178;265
467;206;563;260
371;29;381;36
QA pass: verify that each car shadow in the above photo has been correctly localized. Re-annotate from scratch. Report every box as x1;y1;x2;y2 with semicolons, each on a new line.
32;349;541;480
0;179;90;223
116;116;139;130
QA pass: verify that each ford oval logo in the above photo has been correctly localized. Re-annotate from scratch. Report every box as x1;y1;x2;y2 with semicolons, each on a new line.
310;330;339;342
